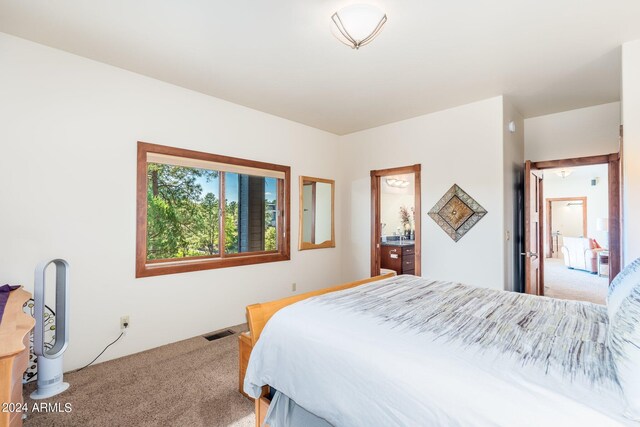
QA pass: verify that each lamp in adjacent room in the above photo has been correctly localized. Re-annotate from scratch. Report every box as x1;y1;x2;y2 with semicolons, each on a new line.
597;217;609;249
331;4;387;49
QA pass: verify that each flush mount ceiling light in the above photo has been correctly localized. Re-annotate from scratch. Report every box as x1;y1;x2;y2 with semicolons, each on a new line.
555;169;573;179
331;4;387;49
386;177;409;188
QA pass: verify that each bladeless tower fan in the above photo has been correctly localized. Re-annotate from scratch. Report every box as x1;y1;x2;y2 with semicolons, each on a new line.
31;259;70;399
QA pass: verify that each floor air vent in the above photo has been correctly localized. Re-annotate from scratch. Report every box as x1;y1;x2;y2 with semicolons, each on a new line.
204;329;235;341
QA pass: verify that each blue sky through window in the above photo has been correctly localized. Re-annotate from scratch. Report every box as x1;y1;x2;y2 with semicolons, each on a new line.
195;173;276;201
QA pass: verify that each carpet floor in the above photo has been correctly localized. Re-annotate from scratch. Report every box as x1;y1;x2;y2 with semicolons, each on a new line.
23;324;254;427
544;257;608;305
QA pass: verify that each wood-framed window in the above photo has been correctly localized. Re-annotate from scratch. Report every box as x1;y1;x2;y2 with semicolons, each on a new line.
136;141;291;277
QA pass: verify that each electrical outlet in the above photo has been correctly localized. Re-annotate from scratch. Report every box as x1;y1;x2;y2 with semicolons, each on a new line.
291;282;297;292
120;315;130;331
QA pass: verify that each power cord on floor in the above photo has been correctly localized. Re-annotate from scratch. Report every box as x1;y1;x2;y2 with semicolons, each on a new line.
74;331;125;372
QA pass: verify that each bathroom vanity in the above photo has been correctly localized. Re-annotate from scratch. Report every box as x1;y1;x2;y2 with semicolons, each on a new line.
380;240;415;275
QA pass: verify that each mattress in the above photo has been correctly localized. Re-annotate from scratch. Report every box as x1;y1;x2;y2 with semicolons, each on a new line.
245;275;633;426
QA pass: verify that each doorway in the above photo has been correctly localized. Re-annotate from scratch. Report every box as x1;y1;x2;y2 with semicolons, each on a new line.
546;197;588;259
370;164;421;277
523;154;621;302
543;165;610;303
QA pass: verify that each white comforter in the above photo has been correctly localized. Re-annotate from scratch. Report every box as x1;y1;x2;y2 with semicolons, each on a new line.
244;275;633;426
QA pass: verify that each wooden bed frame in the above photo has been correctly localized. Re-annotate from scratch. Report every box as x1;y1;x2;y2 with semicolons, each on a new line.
244;272;395;426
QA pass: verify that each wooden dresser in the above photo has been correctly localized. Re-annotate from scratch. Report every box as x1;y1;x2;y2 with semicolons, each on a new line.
380;243;415;275
0;287;34;427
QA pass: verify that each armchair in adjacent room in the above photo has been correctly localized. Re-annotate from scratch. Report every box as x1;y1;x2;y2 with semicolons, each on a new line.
560;237;604;274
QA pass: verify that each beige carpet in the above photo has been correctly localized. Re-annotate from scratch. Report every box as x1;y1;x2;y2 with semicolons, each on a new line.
24;324;254;427
544;258;608;305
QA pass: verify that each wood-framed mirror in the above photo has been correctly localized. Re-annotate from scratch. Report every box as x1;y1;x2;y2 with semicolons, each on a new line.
299;176;335;250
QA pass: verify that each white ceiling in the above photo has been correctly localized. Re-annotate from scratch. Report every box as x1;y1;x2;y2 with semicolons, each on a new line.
545;164;608;182
1;1;639;135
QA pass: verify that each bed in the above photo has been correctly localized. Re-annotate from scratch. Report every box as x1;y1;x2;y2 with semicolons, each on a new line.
243;272;640;426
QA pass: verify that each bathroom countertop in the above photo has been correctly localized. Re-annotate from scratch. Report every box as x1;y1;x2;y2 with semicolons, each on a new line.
380;240;415;247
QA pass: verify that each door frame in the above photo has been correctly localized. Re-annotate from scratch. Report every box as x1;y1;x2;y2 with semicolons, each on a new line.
524;162;544;295
370;164;422;277
545;196;588;258
531;153;621;282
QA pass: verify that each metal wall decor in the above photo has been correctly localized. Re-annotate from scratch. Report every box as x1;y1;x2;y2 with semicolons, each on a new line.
428;184;487;242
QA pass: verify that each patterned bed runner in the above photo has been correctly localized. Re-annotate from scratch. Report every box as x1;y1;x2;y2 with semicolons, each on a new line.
314;275;618;389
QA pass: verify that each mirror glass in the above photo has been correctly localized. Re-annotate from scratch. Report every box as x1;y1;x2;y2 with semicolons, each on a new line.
299;177;335;250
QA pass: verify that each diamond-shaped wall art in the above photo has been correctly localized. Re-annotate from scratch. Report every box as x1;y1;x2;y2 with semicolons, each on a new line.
428;185;487;242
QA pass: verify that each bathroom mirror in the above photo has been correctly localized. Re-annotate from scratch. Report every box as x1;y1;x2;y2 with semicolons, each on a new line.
299;176;335;250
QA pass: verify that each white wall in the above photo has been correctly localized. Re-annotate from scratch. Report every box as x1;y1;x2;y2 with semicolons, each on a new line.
503;98;525;292
339;97;507;290
551;201;585;242
622;40;640;264
0;33;343;371
524;102;620;162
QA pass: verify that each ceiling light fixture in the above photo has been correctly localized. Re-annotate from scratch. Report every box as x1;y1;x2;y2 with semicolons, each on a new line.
331;4;387;49
555;169;573;179
386;177;409;188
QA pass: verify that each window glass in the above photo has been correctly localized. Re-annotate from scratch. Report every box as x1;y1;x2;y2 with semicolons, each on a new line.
265;177;278;251
224;173;278;254
146;163;220;260
224;172;240;254
137;142;290;277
